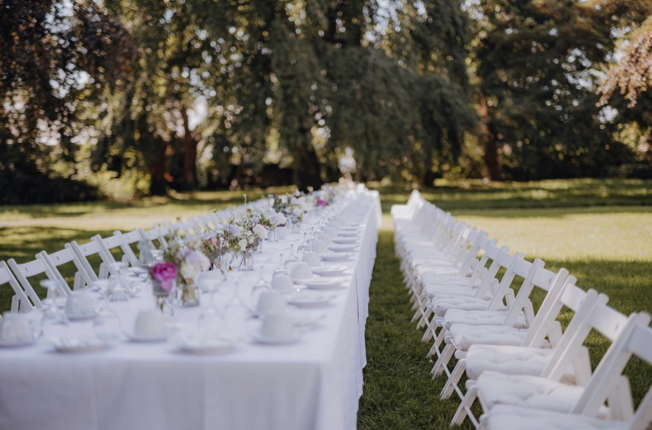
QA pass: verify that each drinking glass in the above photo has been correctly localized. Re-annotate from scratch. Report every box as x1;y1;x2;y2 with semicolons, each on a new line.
92;279;122;343
39;280;69;338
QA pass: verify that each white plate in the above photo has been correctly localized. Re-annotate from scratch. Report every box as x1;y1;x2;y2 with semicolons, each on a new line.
300;277;346;290
252;332;300;345
0;337;36;348
337;231;359;238
128;267;149;276
66;311;96;321
124;330;171;343
311;265;348;277
51;337;109;353
286;293;335;308
328;245;357;252
320;252;353;262
291;314;325;328
341;227;360;232
331;237;359;245
176;337;235;355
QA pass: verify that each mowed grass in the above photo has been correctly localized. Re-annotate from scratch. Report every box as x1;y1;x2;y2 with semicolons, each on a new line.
0;179;651;428
359;179;652;429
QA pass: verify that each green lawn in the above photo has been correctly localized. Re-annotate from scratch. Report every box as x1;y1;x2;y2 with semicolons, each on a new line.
0;179;651;428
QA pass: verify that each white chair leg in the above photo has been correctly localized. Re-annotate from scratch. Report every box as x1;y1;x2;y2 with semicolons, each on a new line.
441;359;466;400
431;344;454;377
451;385;478;427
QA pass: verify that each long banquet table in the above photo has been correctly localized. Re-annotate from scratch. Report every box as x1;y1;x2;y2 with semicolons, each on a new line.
0;189;382;430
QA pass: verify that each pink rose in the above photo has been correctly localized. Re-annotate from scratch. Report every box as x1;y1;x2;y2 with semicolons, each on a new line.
318;199;326;206
152;262;177;291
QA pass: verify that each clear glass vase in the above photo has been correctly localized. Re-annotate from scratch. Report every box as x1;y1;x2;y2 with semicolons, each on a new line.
238;251;254;271
268;226;278;242
179;283;200;307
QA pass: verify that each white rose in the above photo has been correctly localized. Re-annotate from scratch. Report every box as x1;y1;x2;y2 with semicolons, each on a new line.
276;212;286;225
238;239;248;250
253;224;268;239
197;252;210;271
180;262;201;283
293;207;302;216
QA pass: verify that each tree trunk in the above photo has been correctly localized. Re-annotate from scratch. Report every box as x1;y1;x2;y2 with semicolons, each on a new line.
293;131;323;191
180;104;198;190
148;140;169;196
479;96;501;180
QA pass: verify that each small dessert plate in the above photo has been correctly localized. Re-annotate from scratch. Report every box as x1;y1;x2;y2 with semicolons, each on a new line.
331;237;359;245
123;330;171;343
328;245;357;253
51;336;109;353
0;337;37;348
337;231;359;238
252;332;300;345
320;252;353;262
300;277;346;290
286;293;335;308
311;265;348;277
176;337;235;355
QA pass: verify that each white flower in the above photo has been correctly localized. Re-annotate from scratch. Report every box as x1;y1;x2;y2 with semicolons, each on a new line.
186;235;203;250
238;239;248;250
253;224;268;239
293;207;302;216
276;212;286;225
180;262;201;283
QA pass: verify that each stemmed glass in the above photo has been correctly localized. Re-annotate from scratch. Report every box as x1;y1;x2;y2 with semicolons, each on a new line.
197;278;224;340
297;233;312;257
92;279;122;343
284;244;300;267
108;262;133;301
250;267;272;306
39;280;69;338
273;253;290;277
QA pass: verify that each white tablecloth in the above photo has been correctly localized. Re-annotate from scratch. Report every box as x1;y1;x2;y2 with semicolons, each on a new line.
0;191;381;430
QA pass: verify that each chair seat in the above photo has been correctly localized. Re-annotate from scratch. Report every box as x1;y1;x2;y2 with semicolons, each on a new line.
448;324;532;351
477;371;610;417
431;296;502;317
483;405;625;430
443;309;528;330
466;345;575;383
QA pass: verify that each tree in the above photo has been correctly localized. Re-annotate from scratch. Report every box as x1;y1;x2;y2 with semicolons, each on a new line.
0;0;134;203
473;0;652;180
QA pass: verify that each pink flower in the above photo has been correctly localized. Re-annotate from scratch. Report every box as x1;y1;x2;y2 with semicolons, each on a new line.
152;262;177;291
318;199;326;206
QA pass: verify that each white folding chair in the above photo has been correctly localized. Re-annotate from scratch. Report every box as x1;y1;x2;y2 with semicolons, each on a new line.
479;319;652;430
474;310;652;426
7;256;71;308
37;247;94;291
0;261;38;312
68;240;110;283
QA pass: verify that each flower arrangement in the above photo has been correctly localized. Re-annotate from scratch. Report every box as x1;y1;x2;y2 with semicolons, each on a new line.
161;231;211;287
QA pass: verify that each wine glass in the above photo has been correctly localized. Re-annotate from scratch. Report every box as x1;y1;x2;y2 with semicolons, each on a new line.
197;278;224;340
284;244;300;267
92;279;122;343
250;267;272;306
297;233;312;256
273;253;290;277
39;280;69;338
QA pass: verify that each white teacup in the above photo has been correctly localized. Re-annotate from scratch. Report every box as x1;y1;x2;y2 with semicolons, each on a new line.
318;233;333;245
260;313;293;338
197;272;222;292
0;313;32;340
309;239;328;253
271;274;294;293
277;226;289;240
134;310;167;336
256;290;286;315
301;252;321;267
289;262;313;281
65;291;94;315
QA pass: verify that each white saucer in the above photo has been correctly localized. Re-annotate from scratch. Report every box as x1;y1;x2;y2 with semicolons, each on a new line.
66;311;97;321
337;231;359;238
51;336;109;353
311;265;348;277
291;314;325;328
341;227;360;232
299;277;347;289
328;245;357;252
286;293;335;308
331;237;359;245
176;337;235;355
0;337;36;348
320;252;353;262
124;330;170;343
252;332;300;345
